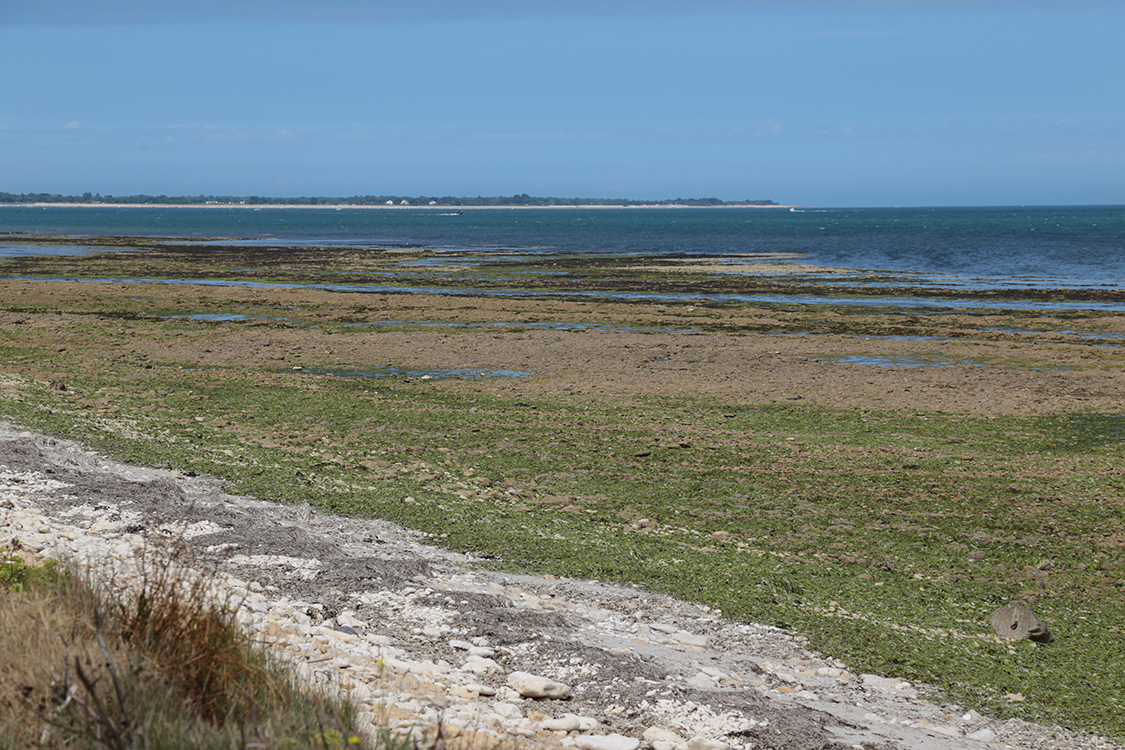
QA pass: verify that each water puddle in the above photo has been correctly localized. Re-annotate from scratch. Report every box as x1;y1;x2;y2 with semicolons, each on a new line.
161;311;698;334
344;319;699;334
984;327;1125;342
0;244;138;258
289;365;532;380
15;276;1125;313
828;354;980;368
819;273;1125;294
169;313;253;322
858;335;952;342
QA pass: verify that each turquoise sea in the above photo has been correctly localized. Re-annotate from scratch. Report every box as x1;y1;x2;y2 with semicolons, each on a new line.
2;204;1123;308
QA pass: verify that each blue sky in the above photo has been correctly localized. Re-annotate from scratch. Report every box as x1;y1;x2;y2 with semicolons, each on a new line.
2;1;1122;206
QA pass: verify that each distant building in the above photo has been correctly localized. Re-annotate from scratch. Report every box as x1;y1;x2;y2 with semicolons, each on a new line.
429;200;437;205
385;200;394;205
400;199;409;205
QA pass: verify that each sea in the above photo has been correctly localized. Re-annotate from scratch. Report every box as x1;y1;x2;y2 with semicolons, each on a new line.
2;204;1124;311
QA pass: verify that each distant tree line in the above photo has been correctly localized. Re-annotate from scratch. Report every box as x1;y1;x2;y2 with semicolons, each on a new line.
0;191;778;207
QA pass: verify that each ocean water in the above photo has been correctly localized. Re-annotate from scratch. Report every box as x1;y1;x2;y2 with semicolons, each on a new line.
2;204;1123;300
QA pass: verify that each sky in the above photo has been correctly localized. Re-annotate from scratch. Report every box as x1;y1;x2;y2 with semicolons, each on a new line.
1;0;1123;206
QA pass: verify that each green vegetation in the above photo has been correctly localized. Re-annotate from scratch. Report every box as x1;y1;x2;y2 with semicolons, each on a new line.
3;361;1124;735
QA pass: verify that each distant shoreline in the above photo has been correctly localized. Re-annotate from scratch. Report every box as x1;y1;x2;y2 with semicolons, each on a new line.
9;202;793;210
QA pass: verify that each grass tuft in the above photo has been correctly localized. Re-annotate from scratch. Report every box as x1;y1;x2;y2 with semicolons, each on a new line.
0;541;372;749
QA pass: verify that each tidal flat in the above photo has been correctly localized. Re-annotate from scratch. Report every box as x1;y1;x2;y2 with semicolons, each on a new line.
2;240;1124;737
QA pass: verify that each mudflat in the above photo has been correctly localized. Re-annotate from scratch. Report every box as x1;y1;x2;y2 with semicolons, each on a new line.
4;279;1123;416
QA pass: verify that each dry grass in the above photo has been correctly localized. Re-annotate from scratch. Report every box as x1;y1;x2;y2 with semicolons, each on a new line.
0;539;375;750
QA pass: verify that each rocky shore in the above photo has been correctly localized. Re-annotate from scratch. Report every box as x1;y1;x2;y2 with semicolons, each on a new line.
2;424;1122;750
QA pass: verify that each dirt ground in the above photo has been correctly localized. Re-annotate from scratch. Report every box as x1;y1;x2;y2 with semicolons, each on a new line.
3;279;1123;418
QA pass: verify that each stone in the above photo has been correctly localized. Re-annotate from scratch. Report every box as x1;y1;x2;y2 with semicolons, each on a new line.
574;734;640;750
336;612;366;629
989;600;1053;642
686;672;718;689
643;727;686;744
967;728;997;743
861;674;918;697
686;738;729;750
507;671;572;699
463;654;502;674
673;631;710;649
541;714;582;732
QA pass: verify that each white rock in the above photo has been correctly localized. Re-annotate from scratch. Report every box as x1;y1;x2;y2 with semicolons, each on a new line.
463;654;502;674
967;728;997;743
493;702;523;720
507;671;572;699
541;714;583;732
673;631;710;648
860;674;918;697
687;738;729;750
686;672;718;689
497;686;523;702
643;727;686;744
336;611;366;629
574;734;640;750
